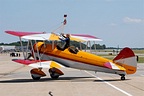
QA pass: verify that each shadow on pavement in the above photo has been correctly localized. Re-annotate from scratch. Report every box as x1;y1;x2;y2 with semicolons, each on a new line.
0;77;94;83
0;76;130;83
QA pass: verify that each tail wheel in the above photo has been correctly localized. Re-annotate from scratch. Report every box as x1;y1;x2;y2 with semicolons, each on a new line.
120;74;125;80
121;76;125;80
119;74;125;80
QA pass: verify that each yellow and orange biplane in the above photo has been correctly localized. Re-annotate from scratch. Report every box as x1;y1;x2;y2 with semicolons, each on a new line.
5;16;137;81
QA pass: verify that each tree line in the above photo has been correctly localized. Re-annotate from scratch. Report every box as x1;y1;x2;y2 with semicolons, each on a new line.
0;41;106;49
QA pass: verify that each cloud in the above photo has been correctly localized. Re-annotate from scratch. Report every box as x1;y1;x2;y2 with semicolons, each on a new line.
123;17;144;23
110;23;117;26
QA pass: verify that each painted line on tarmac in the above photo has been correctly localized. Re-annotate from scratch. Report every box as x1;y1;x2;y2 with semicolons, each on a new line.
84;71;133;96
140;74;144;76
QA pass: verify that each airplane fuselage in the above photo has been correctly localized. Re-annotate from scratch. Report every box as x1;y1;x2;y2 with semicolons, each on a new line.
33;42;126;75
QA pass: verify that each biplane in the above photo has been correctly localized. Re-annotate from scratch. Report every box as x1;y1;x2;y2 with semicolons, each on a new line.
5;15;137;80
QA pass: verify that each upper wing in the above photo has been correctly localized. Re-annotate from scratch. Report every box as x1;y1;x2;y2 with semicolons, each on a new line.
12;59;65;69
5;31;102;42
71;34;102;41
5;31;44;37
21;33;102;42
21;33;53;40
21;33;85;41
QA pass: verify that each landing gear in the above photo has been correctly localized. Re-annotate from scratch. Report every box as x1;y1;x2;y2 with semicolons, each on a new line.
31;75;41;80
30;68;46;80
50;73;59;79
49;67;64;79
30;67;64;80
121;76;125;80
120;74;125;80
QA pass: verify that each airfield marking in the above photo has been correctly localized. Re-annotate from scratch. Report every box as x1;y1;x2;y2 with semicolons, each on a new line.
140;74;144;76
84;71;133;96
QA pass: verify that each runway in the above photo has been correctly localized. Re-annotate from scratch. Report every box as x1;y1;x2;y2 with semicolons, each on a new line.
0;53;144;96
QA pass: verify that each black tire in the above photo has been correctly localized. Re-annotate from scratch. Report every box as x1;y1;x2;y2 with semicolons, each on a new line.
31;75;41;80
50;74;59;79
121;76;125;80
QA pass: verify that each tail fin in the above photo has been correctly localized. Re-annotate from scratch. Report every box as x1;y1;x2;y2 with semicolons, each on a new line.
113;47;137;74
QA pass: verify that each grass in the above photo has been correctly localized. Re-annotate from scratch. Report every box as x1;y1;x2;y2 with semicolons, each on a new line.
94;49;144;63
133;49;144;54
137;57;144;63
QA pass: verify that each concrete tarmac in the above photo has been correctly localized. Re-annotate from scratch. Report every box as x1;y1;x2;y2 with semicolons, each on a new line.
0;53;144;96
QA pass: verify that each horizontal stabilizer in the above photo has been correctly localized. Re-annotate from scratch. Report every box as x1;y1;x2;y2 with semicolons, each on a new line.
104;62;126;71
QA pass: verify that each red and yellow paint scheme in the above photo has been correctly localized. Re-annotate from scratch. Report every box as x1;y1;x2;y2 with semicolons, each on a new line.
5;15;137;80
5;30;137;80
31;42;137;80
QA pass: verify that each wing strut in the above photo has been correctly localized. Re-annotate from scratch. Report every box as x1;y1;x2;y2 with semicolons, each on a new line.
19;37;26;59
34;40;42;67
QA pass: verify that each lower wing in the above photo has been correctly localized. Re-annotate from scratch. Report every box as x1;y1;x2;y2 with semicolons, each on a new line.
12;59;65;69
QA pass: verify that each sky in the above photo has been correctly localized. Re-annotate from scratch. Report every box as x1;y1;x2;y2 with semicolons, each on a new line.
0;0;144;48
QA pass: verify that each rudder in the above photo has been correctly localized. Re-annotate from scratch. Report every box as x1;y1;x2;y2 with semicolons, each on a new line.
113;47;137;74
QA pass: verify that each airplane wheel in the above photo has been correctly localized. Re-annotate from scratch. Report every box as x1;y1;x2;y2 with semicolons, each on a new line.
49;68;59;79
31;75;41;80
50;74;59;79
121;76;125;80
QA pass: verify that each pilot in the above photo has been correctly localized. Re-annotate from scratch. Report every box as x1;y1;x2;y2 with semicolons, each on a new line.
57;33;70;51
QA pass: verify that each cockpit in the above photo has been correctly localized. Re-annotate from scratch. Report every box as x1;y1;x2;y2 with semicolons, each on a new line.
68;46;79;54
